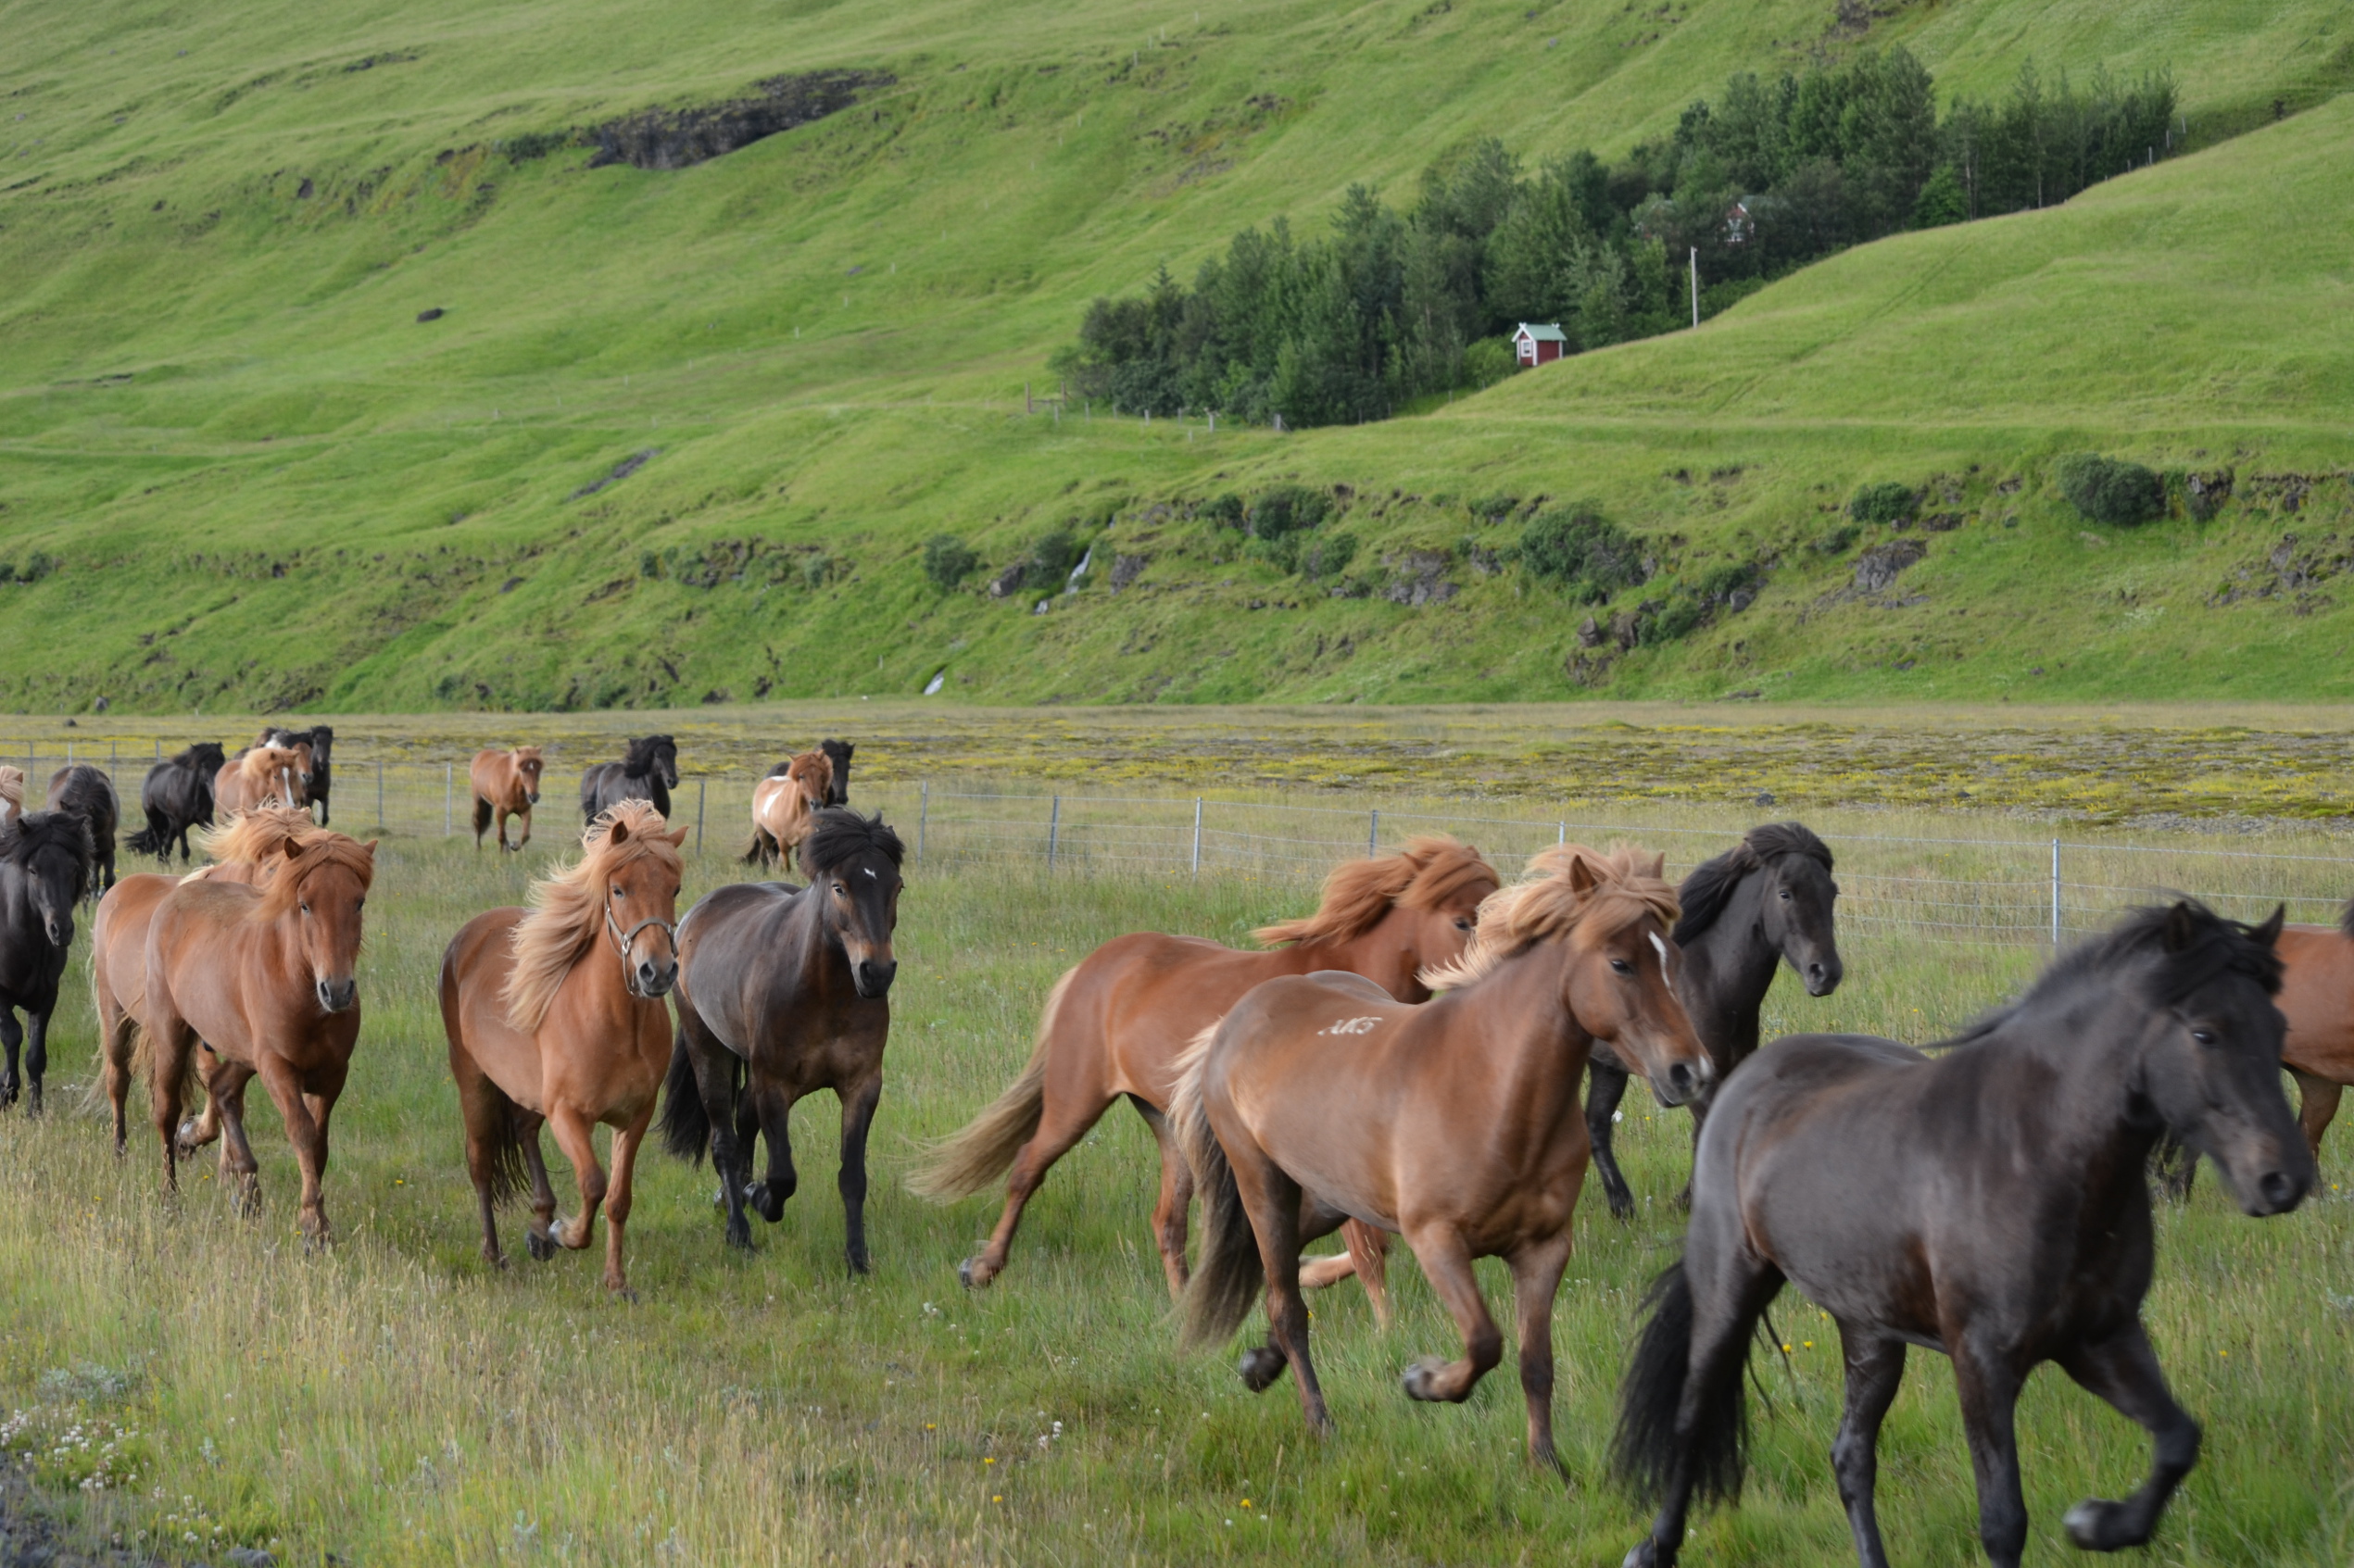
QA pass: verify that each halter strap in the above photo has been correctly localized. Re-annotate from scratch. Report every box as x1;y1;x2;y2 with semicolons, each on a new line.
606;899;676;966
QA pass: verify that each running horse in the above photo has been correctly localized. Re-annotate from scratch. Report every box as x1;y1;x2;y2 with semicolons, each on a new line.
1176;845;1709;1464
440;802;684;1293
579;735;677;822
911;835;1498;1313
45;764;120;895
1613;902;2310;1568
0;766;21;827
470;746;547;853
140;828;376;1241
259;725;334;824
0;811;94;1113
128;743;225;863
743;751;832;871
211;745;308;820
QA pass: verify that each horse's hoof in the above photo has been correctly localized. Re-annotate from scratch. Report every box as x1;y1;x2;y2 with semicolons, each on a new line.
526;1229;558;1261
725;1226;754;1253
1239;1347;1287;1393
609;1284;639;1303
2063;1499;2141;1550
957;1257;984;1290
846;1249;872;1276
1606;1193;1635;1223
1401;1356;1449;1401
1621;1541;1663;1568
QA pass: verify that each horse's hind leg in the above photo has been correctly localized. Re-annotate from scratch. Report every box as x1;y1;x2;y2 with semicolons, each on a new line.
1831;1326;1907;1568
2293;1069;2343;1160
545;1103;610;1257
517;1116;560;1261
207;1059;261;1215
746;1081;799;1226
472;795;492;849
960;1082;1117;1291
1950;1339;2029;1568
1226;1146;1330;1436
23;1007;49;1116
1135;1098;1196;1299
1398;1223;1503;1406
0;1007;22;1109
837;1071;884;1275
1508;1233;1574;1474
1586;1057;1638;1220
2055;1321;2200;1553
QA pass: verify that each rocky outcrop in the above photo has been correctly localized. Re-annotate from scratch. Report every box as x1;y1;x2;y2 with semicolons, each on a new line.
588;70;892;171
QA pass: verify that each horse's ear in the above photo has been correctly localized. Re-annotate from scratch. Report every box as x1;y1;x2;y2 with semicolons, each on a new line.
1644;850;1668;880
362;838;379;856
1567;853;1600;894
609;815;632;845
667;826;688;847
2253;904;2286;947
283;837;304;860
2162;901;2199;952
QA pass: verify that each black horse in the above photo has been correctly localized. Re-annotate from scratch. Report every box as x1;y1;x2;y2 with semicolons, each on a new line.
579;735;678;822
818;738;854;806
127;743;225;863
0;811;94;1113
1586;822;1844;1218
261;724;335;824
44;764;119;894
1613;901;2310;1568
661;809;903;1271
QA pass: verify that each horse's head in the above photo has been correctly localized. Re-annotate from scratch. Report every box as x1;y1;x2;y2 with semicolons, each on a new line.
1254;835;1497;1002
6;811;91;948
1747;823;1844;997
819;738;854;805
271;834;376;1014
2133;901;2310;1217
596;806;685;998
802;808;905;998
648;735;680;789
515;746;546;805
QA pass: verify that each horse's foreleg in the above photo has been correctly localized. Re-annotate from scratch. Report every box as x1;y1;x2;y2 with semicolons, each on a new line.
254;1056;334;1245
1398;1224;1502;1406
1586;1056;1638;1220
544;1104;609;1256
1951;1340;2029;1568
1830;1325;1906;1568
515;806;532;852
23;1007;50;1116
98;997;134;1156
1508;1233;1574;1474
2293;1069;2343;1160
2055;1321;2200;1552
837;1073;885;1275
1135;1098;1196;1299
0;1008;22;1109
602;1109;650;1297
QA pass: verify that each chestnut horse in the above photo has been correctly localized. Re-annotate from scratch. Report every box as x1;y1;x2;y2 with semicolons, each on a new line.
470;746;547;853
212;745;308;820
142;830;375;1241
913;836;1498;1307
1176;845;1709;1464
441;802;683;1293
743;752;832;870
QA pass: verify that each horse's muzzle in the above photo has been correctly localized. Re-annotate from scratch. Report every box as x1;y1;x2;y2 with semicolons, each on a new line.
1803;954;1844;997
44;916;71;948
853;958;898;998
634;956;678;998
316;977;359;1013
526;791;541;805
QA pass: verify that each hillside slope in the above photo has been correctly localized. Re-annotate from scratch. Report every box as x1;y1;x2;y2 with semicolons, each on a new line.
1;0;2349;711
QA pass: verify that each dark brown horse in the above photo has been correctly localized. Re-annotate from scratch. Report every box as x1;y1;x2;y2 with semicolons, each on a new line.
1177;846;1710;1466
470;746;547;853
661;809;903;1270
817;738;853;806
0;811;93;1113
1614;902;2310;1568
128;743;225;863
580;735;676;823
44;764;119;896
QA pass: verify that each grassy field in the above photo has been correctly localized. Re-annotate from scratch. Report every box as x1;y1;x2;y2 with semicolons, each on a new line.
2;0;2351;709
0;757;2351;1563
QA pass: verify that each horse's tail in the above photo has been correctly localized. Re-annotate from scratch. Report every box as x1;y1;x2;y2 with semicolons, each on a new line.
904;968;1074;1202
1177;1023;1262;1349
660;1024;738;1163
475;1075;533;1208
472;792;492;838
739;829;770;867
125;822;162;856
1611;1260;1751;1511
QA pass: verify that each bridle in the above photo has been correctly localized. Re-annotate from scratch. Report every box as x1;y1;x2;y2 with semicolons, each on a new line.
605;897;676;979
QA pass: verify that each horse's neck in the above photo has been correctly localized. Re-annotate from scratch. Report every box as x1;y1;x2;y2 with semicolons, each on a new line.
1960;992;2157;1176
1318;908;1425;999
1681;876;1778;1056
1437;949;1589;1114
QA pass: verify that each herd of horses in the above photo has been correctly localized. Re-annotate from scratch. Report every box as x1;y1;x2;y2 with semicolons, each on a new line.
0;727;2345;1566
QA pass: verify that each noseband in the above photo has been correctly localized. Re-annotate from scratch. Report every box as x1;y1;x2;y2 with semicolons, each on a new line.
605;900;676;972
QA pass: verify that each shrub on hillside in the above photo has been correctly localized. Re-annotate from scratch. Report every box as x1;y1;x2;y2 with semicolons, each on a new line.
2056;453;2164;526
1848;482;1916;526
1247;486;1330;540
1199;494;1245;529
1022;526;1082;591
922;534;976;589
1519;506;1646;602
1463;339;1517;388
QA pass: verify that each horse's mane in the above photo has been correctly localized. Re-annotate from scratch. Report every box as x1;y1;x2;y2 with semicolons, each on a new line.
1942;900;2285;1051
787;751;832;797
1673;821;1834;945
249;832;376;922
195;805;321;867
623;734;674;772
511;744;545;765
234;745;301;787
1421;844;1681;990
173;742;225;772
1253;835;1499;948
800;808;904;877
0;767;20;814
0;809;94;879
502;801;681;1034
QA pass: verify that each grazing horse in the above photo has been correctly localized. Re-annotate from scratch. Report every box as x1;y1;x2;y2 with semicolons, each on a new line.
1613;901;2310;1568
128;743;225;862
212;745;308;820
0;812;94;1113
142;831;376;1241
260;725;334;824
441;803;684;1293
912;836;1498;1310
45;764;120;895
743;752;832;870
579;735;677;822
818;738;853;806
661;809;904;1271
1176;845;1709;1463
0;766;21;827
470;746;547;852
1586;822;1844;1218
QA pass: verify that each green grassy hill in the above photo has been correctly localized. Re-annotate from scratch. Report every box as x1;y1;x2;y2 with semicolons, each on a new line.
2;0;2350;711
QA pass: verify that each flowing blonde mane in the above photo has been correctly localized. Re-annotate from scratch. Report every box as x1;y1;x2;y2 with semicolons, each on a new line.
502;800;682;1035
1419;844;1681;990
1253;834;1498;948
193;805;321;869
0;766;20;817
236;745;301;789
249;831;377;922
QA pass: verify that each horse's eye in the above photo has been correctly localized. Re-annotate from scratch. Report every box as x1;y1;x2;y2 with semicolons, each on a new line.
1610;958;1633;975
1780;889;1794;900
611;886;623;898
1454;917;1474;932
299;903;310;915
2191;1027;2218;1046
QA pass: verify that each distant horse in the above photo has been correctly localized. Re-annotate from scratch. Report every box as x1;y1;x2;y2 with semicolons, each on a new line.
1613;902;2310;1568
44;764;120;895
470;746;546;853
1585;822;1844;1218
913;835;1498;1310
128;743;226;862
580;735;677;822
142;831;376;1241
0;812;94;1113
1177;845;1709;1464
441;802;684;1293
212;745;308;820
661;809;904;1271
259;725;334;824
92;807;321;1153
818;738;854;806
0;766;21;827
743;752;832;870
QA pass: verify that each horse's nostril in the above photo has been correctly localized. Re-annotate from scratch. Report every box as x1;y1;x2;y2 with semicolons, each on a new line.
2260;1170;2297;1207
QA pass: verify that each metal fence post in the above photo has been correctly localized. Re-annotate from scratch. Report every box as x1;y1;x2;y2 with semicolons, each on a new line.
446;764;454;836
2050;839;2062;949
918;781;929;863
1191;797;1202;875
1368;809;1378;858
376;761;384;831
695;778;707;856
1048;795;1061;870
1558;821;1566;845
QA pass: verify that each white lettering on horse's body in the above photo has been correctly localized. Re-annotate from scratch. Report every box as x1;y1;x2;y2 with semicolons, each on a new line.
1318;1016;1382;1036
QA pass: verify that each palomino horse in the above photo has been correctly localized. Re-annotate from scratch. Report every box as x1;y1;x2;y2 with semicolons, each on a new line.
0;812;94;1113
1177;845;1709;1464
1614;903;2309;1568
580;735;677;822
92;807;321;1153
46;765;120;895
470;746;547;853
142;830;376;1241
911;835;1498;1310
0;766;21;827
211;745;308;820
129;743;225;862
661;809;903;1271
259;725;334;824
440;802;683;1293
743;752;832;871
1586;822;1844;1218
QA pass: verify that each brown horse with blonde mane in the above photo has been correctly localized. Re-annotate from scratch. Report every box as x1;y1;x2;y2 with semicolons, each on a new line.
470;746;547;853
0;766;22;827
912;835;1498;1310
743;751;833;871
440;801;683;1293
141;826;375;1240
212;745;308;820
1175;845;1710;1465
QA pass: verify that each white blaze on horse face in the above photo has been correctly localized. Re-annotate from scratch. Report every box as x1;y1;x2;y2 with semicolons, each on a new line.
1649;931;1674;994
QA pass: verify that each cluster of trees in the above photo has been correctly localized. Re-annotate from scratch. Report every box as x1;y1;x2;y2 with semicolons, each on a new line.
1060;50;2176;428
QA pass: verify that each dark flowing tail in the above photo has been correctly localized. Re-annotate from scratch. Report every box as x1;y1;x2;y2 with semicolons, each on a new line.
472;795;492;838
1612;1261;1751;1510
476;1077;533;1207
739;828;772;867
659;1027;735;1163
126;822;163;856
1177;1069;1263;1349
